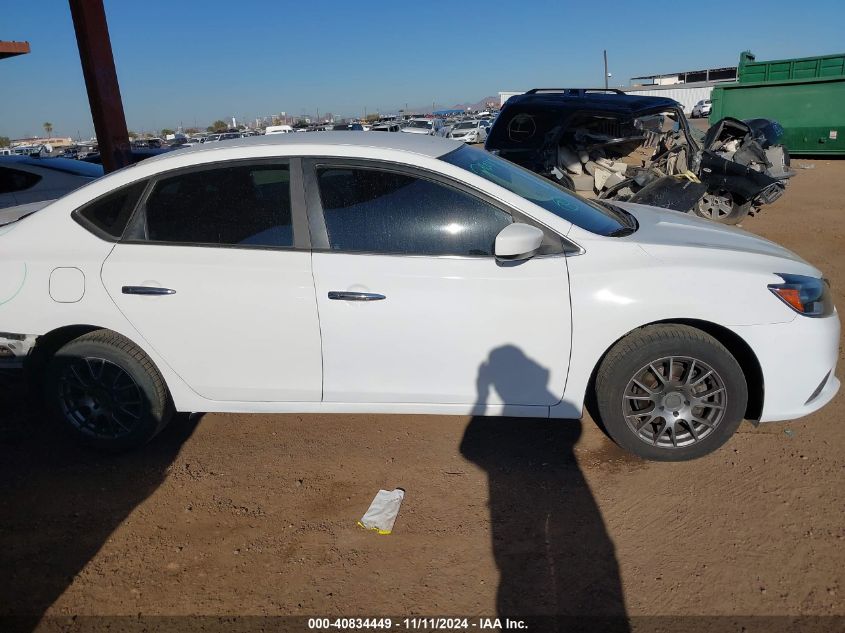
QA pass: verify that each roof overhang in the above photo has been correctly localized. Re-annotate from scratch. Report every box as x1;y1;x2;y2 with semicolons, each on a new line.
0;40;31;60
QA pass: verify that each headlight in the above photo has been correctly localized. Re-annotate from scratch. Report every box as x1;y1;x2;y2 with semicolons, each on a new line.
768;274;834;317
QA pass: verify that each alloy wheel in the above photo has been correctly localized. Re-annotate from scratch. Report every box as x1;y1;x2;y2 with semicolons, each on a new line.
696;192;733;221
621;356;727;449
58;357;144;440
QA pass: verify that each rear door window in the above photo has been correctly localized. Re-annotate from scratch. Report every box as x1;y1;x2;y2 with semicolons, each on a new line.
140;162;293;248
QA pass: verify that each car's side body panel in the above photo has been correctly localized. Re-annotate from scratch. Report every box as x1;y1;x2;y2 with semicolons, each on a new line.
555;217;837;422
0;208;199;404
732;315;840;422
101;244;323;402
311;251;572;406
0;135;838;426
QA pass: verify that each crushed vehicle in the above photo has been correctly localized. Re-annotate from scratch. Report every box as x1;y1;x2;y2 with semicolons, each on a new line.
485;89;793;224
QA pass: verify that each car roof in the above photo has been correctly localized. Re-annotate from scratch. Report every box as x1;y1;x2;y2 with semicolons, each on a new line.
505;90;680;116
141;131;463;165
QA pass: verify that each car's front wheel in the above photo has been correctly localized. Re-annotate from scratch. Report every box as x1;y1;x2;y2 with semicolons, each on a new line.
45;329;173;451
594;324;747;461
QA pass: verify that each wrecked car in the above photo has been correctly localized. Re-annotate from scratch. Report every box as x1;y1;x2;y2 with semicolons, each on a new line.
485;89;792;224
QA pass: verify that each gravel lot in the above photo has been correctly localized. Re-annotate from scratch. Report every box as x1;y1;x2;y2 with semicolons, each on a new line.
1;155;843;630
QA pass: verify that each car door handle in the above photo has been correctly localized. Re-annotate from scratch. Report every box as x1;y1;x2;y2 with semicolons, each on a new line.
122;286;177;296
327;291;386;301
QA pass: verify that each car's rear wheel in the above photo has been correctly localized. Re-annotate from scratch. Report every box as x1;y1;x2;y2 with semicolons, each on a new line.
594;324;747;461
694;191;751;225
45;329;173;451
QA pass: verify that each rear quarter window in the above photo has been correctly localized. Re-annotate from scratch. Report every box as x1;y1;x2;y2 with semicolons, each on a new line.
0;167;42;194
73;180;148;240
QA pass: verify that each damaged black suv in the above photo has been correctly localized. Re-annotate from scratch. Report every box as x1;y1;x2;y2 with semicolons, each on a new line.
485;89;792;224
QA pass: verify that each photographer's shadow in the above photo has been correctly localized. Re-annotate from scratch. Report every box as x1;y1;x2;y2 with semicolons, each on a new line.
460;346;628;630
0;373;199;631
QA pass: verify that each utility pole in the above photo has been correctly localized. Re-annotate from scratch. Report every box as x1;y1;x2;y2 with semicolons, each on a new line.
69;0;131;172
603;50;609;90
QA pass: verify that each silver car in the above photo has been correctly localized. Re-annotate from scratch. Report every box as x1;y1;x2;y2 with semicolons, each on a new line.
448;119;488;144
691;99;712;118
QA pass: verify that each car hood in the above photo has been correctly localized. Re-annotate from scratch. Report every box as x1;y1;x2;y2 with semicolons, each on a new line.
401;127;432;134
614;201;819;274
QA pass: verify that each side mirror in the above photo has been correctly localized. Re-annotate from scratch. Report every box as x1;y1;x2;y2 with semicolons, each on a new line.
494;223;544;260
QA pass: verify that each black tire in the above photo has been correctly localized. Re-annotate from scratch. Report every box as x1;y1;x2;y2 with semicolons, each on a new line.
45;329;173;452
694;191;751;225
594;324;747;461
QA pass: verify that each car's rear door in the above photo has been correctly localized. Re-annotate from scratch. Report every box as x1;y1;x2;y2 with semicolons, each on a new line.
100;158;323;402
303;158;572;411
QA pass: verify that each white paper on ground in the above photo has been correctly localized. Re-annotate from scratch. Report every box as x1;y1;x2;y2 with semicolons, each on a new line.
358;488;405;535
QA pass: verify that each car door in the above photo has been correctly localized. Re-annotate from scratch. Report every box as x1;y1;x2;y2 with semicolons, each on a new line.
100;158;323;403
304;159;572;410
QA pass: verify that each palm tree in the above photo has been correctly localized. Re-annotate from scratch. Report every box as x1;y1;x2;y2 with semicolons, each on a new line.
43;122;53;138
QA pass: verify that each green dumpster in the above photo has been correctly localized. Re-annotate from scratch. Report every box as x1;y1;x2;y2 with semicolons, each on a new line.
710;51;845;155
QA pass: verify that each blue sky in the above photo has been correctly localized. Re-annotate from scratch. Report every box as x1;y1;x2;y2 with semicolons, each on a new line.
1;0;843;138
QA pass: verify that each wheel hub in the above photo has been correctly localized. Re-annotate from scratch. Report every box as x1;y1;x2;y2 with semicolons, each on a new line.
661;391;684;410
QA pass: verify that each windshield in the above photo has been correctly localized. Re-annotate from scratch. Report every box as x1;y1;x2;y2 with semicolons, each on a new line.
441;145;629;236
408;120;432;129
455;121;476;129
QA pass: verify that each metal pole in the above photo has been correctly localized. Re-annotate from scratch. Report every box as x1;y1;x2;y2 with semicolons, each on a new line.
603;50;609;90
68;0;131;173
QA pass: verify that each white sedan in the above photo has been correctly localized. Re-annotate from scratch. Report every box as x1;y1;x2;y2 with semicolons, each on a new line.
448;120;488;143
0;133;838;460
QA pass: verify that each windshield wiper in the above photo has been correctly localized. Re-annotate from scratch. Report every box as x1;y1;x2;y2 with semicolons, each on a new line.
609;225;636;237
598;201;638;236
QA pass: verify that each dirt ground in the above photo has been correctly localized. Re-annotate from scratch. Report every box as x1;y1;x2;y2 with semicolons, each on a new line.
1;156;843;631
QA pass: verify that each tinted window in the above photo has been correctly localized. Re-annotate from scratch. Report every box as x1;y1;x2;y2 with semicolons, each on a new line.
317;167;511;256
75;180;148;239
143;163;293;247
0;167;42;194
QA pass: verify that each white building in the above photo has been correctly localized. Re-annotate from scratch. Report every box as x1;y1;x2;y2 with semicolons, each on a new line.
623;81;724;115
624;66;737;115
498;91;524;107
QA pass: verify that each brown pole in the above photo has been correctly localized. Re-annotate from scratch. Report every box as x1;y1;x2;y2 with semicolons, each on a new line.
68;0;131;172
